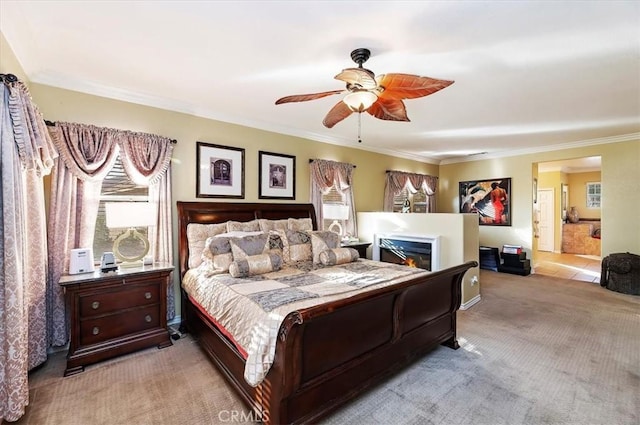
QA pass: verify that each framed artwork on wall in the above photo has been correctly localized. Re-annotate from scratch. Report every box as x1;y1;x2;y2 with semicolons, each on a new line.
258;151;296;199
196;142;245;198
459;177;512;226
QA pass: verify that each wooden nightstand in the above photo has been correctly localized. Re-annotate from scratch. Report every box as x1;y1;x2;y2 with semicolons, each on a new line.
59;263;174;376
341;241;371;259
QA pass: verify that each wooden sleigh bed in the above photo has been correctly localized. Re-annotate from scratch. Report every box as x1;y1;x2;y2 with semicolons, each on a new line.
177;201;477;424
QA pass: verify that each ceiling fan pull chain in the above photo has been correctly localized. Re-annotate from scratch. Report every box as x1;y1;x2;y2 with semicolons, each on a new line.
358;113;363;143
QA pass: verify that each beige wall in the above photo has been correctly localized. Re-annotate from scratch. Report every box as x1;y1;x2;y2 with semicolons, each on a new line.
568;171;602;220
439;141;640;263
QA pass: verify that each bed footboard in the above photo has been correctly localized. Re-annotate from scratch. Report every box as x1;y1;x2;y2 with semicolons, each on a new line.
186;260;476;425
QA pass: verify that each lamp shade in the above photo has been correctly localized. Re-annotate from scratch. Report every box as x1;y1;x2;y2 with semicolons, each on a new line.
105;202;156;228
323;204;350;220
343;91;378;112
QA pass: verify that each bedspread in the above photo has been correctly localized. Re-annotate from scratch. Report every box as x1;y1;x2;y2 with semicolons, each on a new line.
182;259;428;386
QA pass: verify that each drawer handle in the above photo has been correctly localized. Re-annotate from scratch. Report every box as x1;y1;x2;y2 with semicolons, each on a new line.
145;315;152;323
92;327;100;335
144;292;152;300
92;301;100;310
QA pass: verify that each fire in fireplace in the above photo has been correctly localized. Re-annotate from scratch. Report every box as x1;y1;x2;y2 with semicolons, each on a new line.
373;233;441;271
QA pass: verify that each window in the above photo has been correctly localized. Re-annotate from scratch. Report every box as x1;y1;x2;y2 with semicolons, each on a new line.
321;186;347;231
93;157;149;262
392;184;429;213
586;182;601;208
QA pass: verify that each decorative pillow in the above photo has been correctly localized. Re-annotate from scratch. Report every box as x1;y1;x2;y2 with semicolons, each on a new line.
227;219;260;232
201;236;234;273
228;253;283;278
268;229;312;263
310;231;340;263
229;233;283;261
258;219;288;232
319;248;360;266
186;222;228;268
287;217;313;231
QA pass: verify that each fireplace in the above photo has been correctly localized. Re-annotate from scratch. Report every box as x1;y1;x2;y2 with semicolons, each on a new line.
373;233;441;271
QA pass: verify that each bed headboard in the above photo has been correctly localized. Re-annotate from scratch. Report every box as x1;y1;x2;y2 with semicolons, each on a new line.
177;202;317;279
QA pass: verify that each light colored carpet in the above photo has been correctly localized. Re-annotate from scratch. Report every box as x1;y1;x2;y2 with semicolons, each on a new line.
9;271;640;425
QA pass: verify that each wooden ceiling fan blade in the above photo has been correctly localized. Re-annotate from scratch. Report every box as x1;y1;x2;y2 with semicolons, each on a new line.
376;73;454;100
334;68;377;90
275;90;344;105
322;101;353;128
366;98;410;122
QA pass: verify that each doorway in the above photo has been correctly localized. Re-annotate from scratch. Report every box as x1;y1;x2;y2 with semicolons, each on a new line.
535;156;602;282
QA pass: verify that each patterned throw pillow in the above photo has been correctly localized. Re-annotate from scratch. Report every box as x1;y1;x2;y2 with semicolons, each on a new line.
187;222;228;268
229;233;283;261
227;219;260;232
319;247;360;266
201;236;235;273
258;219;288;232
310;231;340;263
287;217;313;231
268;229;314;264
228;253;283;278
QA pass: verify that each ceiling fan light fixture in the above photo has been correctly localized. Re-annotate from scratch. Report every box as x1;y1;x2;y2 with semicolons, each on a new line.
343;91;378;112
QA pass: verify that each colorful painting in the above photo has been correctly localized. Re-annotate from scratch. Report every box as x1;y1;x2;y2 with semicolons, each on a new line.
459;178;512;226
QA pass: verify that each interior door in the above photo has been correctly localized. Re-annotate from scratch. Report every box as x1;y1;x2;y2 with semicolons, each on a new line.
538;188;555;252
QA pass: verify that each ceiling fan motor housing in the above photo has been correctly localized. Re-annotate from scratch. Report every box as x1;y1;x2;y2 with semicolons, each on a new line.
350;48;371;67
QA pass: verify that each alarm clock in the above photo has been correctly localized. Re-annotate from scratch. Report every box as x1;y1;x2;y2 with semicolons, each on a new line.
100;252;118;273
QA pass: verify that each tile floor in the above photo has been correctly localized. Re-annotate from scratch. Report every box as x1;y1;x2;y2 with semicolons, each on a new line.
533;251;601;283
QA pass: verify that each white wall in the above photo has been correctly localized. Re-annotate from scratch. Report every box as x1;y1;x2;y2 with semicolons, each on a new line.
357;212;480;306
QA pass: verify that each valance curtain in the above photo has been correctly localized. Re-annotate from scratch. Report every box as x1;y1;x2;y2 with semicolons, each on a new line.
46;123;175;348
383;171;438;212
1;76;58;422
309;159;357;238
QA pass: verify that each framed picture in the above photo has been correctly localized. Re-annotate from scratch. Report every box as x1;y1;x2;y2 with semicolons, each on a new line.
533;178;538;204
258;151;295;199
196;142;245;198
459;177;512;226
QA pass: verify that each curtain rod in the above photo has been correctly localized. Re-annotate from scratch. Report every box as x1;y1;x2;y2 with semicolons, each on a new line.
44;120;177;144
308;159;356;168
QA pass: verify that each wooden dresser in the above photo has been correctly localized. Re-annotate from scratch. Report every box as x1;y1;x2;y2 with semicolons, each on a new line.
59;263;174;376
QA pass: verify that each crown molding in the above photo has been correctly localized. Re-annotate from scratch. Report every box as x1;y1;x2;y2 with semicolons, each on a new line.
439;133;640;165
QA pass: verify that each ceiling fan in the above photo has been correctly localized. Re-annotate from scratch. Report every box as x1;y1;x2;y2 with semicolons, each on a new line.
275;48;454;129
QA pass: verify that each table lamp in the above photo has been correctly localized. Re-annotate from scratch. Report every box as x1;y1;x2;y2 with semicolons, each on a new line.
105;202;155;268
322;204;350;238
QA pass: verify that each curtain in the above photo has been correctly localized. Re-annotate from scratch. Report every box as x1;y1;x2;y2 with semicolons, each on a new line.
1;75;57;422
47;124;119;346
47;123;175;337
383;171;438;213
309;159;357;238
119;131;175;317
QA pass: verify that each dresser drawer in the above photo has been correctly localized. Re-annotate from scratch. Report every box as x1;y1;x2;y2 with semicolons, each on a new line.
79;283;160;318
80;304;160;346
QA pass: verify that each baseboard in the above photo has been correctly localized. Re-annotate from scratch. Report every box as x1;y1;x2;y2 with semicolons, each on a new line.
461;294;481;310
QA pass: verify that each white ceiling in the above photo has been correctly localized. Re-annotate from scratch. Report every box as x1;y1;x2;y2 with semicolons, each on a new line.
1;1;639;164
